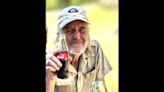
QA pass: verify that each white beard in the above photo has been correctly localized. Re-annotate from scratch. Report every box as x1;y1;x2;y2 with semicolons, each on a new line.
69;43;87;55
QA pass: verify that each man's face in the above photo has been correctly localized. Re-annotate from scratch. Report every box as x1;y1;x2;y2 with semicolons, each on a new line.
63;20;89;55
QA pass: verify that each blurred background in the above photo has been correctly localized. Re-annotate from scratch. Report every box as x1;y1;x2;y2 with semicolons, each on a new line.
46;0;118;92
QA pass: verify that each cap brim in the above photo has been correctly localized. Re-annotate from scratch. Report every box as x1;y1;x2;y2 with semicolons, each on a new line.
59;17;90;29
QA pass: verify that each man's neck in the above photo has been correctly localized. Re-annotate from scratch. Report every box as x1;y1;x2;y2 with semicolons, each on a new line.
70;53;81;70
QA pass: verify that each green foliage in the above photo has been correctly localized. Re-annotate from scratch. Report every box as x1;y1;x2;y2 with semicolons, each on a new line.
46;0;98;11
46;0;71;10
70;0;98;6
70;0;87;5
46;0;57;10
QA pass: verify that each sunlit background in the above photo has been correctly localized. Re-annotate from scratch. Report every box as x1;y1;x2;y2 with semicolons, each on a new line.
46;0;118;92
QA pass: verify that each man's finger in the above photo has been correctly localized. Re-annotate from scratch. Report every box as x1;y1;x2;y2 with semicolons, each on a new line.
51;56;62;67
46;66;56;72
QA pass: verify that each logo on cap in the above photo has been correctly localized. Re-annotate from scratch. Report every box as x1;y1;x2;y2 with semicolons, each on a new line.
68;8;79;13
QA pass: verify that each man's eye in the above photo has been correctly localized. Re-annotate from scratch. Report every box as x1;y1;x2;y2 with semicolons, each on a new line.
79;28;85;33
66;29;74;33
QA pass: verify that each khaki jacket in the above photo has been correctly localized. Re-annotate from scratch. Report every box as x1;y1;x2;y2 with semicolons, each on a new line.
54;40;112;92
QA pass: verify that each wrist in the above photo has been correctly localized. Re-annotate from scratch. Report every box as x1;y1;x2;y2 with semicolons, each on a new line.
46;80;56;92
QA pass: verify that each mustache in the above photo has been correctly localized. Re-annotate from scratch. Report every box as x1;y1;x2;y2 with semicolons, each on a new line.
70;40;84;43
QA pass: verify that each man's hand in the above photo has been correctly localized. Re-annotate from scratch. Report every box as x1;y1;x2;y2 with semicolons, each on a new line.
46;51;62;92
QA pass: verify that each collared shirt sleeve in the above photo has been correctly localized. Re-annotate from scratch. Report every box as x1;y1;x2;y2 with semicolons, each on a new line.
93;40;112;80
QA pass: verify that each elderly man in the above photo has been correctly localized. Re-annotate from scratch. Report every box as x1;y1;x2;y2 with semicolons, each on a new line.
46;6;112;92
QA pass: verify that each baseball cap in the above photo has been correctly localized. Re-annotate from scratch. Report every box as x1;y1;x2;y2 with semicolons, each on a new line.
58;6;90;29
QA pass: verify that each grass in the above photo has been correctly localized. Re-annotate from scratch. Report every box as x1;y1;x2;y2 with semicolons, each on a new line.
46;2;118;92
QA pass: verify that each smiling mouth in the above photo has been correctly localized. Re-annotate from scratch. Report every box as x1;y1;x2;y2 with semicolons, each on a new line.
71;41;84;44
71;43;84;47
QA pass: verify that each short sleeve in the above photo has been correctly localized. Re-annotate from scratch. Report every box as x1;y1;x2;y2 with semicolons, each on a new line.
95;41;112;80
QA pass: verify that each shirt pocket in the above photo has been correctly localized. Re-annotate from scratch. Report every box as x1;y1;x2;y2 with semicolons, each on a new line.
82;68;97;92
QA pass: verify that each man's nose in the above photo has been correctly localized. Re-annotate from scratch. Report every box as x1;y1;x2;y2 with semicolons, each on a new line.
73;30;81;40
